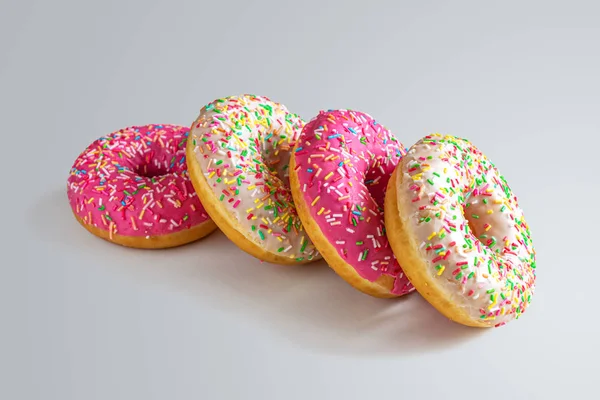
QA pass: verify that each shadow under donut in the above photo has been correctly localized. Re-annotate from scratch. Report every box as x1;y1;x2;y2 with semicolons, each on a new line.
31;189;485;357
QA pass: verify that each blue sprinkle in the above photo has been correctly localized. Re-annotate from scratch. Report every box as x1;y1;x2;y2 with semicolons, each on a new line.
121;200;126;206
328;134;341;139
348;127;357;134
179;157;185;164
352;211;362;216
295;147;303;152
307;168;313;173
338;162;344;167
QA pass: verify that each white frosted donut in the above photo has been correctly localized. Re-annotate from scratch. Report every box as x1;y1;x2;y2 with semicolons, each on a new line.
186;94;320;264
385;134;536;327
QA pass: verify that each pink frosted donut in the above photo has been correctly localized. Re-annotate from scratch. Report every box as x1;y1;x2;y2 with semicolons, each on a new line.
67;124;217;248
290;110;414;298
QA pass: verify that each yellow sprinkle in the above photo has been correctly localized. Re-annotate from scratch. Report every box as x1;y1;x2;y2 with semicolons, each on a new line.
246;208;254;213
485;224;492;231
208;171;216;179
428;232;437;240
311;196;321;206
437;266;445;276
262;218;269;224
487;209;493;214
324;172;334;180
493;199;503;204
87;197;95;204
139;209;145;220
412;173;423;181
248;185;256;191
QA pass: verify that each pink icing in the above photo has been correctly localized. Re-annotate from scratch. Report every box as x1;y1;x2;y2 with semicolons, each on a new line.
67;124;210;237
293;110;413;295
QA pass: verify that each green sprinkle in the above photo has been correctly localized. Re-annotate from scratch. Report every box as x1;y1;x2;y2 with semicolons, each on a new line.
362;249;369;261
259;231;265;240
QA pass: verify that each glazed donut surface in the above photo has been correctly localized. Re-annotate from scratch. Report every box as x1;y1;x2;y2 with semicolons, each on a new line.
67;124;216;248
187;94;319;264
291;110;414;297
385;134;536;327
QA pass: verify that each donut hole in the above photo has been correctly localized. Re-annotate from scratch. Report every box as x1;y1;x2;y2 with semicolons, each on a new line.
364;168;392;209
136;163;169;178
462;197;495;250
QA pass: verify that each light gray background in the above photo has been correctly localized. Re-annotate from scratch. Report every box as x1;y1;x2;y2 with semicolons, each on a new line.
1;0;598;399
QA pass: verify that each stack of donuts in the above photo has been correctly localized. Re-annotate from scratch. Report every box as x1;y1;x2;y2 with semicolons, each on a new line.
68;94;536;328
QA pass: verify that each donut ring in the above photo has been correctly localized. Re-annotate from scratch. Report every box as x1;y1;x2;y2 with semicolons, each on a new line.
290;110;414;298
186;94;320;264
67;124;217;249
385;134;536;327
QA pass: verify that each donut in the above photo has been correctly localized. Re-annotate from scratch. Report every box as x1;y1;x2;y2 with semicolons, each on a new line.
67;124;217;249
186;94;320;264
289;110;414;298
384;134;536;327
